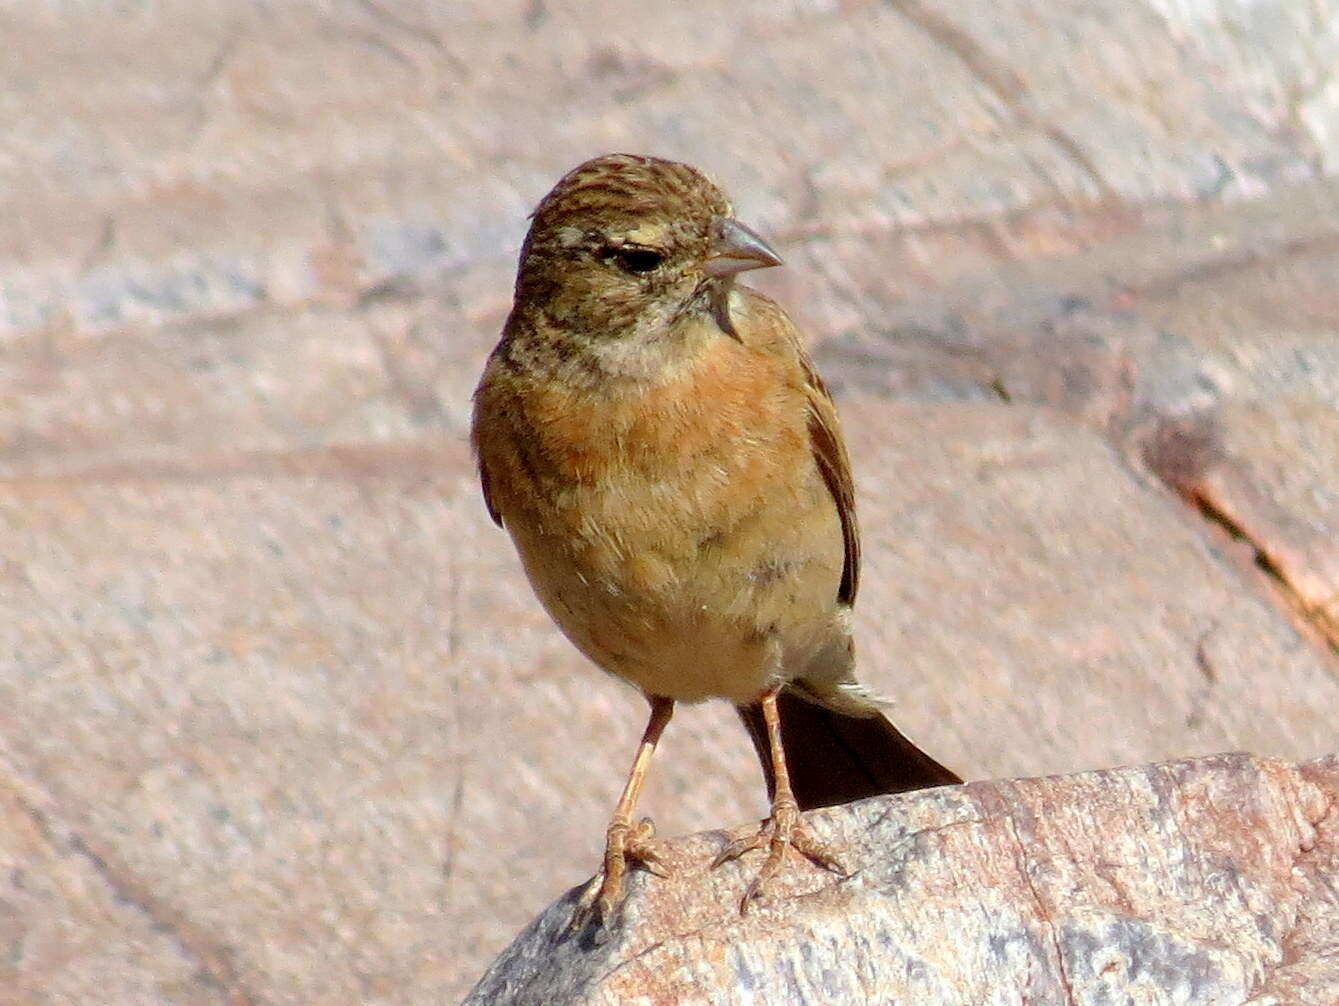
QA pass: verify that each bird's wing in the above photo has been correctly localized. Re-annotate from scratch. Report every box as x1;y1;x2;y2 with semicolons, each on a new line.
471;356;506;529
799;351;860;605
478;460;503;528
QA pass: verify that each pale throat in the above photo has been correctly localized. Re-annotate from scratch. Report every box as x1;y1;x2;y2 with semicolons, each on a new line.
574;288;731;385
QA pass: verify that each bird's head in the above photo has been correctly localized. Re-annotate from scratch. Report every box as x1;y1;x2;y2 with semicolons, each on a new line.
512;154;782;341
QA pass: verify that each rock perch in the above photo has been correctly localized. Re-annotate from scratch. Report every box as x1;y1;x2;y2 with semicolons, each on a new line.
467;753;1339;1005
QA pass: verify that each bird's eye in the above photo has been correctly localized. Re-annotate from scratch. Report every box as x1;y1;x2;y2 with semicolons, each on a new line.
601;246;665;274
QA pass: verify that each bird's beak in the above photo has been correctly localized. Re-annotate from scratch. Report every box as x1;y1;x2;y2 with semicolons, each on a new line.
705;216;783;278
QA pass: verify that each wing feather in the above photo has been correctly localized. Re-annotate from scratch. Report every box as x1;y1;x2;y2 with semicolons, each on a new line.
799;353;860;605
479;460;503;528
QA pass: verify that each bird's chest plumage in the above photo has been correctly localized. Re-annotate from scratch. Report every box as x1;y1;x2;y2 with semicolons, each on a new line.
475;327;844;701
507;334;811;589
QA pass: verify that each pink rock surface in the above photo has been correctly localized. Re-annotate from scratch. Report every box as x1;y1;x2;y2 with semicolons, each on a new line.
468;755;1339;1005
2;1;1337;1000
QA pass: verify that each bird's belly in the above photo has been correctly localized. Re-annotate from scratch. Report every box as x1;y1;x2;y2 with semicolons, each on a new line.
507;467;844;704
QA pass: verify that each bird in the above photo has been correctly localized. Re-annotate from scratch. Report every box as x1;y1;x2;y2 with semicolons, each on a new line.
471;153;960;923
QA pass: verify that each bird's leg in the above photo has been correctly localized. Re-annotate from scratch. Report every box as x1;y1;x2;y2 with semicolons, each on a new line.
574;695;674;927
712;687;846;911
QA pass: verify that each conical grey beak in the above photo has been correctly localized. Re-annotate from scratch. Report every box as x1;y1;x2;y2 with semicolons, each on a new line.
705;216;783;277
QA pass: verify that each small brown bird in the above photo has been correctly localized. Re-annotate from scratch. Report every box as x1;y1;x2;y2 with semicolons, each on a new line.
472;154;959;922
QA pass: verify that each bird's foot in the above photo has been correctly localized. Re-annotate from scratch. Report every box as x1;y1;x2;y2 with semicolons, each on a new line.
570;817;669;933
711;798;846;912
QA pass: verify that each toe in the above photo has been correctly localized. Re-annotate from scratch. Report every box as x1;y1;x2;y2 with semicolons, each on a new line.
711;826;769;869
718;811;848;914
791;828;847;876
623;817;671;877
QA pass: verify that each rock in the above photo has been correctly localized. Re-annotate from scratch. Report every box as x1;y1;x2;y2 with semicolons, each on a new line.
0;764;225;1005
466;754;1339;1005
3;1;1339;1001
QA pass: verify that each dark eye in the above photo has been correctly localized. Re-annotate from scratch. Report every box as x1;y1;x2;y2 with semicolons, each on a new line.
601;246;665;274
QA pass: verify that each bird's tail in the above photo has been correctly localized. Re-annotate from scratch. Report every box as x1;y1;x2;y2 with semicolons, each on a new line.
736;686;961;811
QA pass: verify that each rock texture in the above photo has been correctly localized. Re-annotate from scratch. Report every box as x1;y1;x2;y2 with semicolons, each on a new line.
468;754;1339;1005
3;1;1339;1001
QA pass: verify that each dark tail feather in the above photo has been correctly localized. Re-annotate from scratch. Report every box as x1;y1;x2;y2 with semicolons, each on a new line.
736;688;962;811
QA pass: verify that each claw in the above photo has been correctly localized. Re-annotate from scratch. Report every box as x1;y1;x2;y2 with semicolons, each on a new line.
629;818;670;878
711;831;762;871
711;801;847;913
566;815;672;933
566;876;603;937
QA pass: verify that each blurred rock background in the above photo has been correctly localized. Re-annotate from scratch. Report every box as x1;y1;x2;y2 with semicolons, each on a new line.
1;1;1336;1001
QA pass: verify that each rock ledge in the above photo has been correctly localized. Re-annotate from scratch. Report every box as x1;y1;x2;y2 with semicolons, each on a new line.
467;753;1339;1005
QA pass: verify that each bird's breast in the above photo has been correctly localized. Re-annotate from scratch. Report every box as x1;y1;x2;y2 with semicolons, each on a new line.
475;322;844;690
